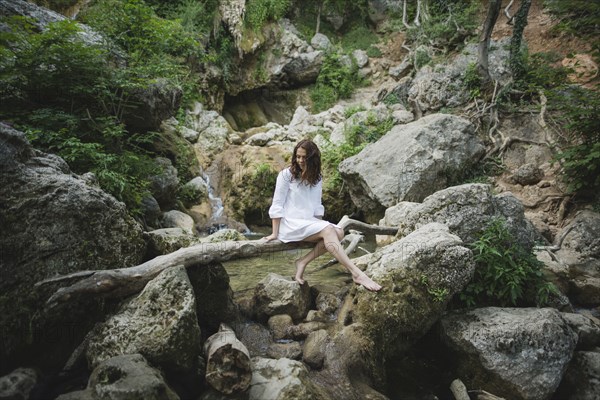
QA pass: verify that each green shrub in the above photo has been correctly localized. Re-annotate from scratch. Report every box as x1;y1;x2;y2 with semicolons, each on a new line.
550;87;600;195
414;47;431;69
460;218;556;307
79;0;205;109
344;105;367;118
340;24;379;52
544;0;600;59
310;51;361;112
322;114;394;189
245;0;291;30
24;117;158;214
463;62;481;99
366;45;382;58
346;114;394;146
496;46;598;200
178;184;206;208
310;84;337;113
382;93;401;106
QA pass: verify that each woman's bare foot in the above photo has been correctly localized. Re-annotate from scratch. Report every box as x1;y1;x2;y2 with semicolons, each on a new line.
353;273;382;292
294;259;307;285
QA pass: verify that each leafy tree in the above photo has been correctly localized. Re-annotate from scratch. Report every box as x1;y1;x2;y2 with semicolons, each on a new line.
405;0;480;51
0;17;161;213
79;0;201;59
0;18;110;112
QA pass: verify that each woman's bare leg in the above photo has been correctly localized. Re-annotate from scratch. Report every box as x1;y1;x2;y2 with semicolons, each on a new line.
302;226;382;291
294;228;343;284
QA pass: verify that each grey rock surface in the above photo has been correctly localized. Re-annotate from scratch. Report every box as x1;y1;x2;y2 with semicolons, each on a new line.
440;307;577;400
339;114;485;216
86;266;202;372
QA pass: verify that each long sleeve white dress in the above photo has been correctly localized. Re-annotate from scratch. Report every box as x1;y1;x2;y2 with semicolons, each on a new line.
268;167;337;243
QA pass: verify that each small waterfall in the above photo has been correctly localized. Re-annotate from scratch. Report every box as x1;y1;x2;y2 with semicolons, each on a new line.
202;173;224;220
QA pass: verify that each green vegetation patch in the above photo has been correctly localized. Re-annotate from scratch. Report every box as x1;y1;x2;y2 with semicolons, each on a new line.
460;218;556;307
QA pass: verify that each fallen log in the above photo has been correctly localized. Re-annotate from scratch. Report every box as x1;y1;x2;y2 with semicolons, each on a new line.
204;323;252;394
450;379;470;400
35;217;398;309
470;390;506;400
36;239;314;309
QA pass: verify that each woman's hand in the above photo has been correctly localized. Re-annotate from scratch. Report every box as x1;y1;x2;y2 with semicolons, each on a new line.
262;233;278;242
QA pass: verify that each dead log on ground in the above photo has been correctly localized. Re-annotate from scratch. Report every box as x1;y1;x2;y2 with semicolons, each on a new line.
204;323;252;394
450;379;470;400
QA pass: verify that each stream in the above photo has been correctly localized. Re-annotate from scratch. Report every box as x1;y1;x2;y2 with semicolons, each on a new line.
223;231;379;292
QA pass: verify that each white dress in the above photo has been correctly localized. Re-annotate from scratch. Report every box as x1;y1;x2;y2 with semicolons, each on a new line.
268;168;337;243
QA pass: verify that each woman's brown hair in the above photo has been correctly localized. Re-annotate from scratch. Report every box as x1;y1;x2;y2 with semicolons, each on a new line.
290;139;322;186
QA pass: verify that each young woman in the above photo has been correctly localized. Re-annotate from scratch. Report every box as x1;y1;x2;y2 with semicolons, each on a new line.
263;139;382;292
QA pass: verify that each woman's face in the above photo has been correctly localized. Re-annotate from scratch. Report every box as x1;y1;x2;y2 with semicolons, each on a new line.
296;147;307;170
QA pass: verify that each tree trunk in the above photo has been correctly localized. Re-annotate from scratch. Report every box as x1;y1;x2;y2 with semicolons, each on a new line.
36;217;398;308
204;323;252;395
504;0;515;24
402;0;410;29
414;0;422;27
509;0;532;79
477;0;502;83
316;2;322;35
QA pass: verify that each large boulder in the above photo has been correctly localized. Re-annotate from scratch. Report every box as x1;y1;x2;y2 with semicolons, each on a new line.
56;354;179;400
121;78;183;132
439;307;577;400
149;157;179;210
188;262;238;341
253;273;312;322
194;114;233;167
161;210;195;233
223;19;323;98
307;224;474;399
146;227;201;257
562;312;600;350
554;351;600;400
85;265;202;373
0;123;146;371
355;223;475;355
384;183;541;249
339;114;485;218
406;39;511;113
553;211;600;307
0;368;38;400
0;0;104;47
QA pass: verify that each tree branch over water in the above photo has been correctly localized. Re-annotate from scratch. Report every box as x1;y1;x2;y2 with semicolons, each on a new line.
36;217;397;309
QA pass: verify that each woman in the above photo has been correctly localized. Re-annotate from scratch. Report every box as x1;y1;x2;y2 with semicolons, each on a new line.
263;139;382;292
